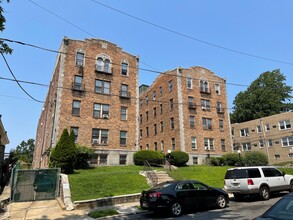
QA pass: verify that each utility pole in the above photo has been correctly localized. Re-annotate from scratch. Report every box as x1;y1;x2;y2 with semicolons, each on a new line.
260;119;270;164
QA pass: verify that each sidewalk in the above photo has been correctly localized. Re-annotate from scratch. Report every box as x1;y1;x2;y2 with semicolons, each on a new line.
1;199;141;220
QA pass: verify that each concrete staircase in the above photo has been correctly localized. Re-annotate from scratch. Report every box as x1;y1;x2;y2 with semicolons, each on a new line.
155;171;174;184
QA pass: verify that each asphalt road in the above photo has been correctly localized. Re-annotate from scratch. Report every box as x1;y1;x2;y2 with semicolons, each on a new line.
106;192;287;220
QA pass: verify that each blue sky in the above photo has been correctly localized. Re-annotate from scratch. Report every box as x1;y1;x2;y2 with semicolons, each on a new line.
0;0;292;152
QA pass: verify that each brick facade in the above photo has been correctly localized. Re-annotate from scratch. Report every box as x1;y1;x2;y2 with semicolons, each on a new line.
33;37;139;168
139;67;232;165
231;111;293;164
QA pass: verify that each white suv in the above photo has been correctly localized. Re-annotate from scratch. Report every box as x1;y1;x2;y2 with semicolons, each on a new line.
224;166;293;200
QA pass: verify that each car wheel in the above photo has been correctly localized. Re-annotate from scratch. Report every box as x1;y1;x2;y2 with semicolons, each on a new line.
289;181;293;192
170;201;183;216
216;195;227;208
259;186;270;200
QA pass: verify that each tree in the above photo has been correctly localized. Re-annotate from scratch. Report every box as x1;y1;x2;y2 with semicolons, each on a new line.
0;0;12;54
230;69;293;123
74;145;95;169
12;139;35;165
49;128;77;174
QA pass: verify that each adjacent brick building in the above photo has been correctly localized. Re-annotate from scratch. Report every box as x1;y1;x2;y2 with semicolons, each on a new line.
33;37;139;168
139;67;232;165
231;111;293;164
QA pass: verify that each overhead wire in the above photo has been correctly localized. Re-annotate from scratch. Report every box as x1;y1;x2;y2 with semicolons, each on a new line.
0;52;44;103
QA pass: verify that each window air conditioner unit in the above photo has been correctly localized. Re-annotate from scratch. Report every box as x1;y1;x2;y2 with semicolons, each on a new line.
202;106;206;110
92;139;99;144
103;114;109;119
102;140;108;145
290;147;293;153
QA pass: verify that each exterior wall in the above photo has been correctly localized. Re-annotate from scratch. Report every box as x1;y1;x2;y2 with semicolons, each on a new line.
231;111;293;164
33;37;139;168
0;115;9;163
139;67;232;165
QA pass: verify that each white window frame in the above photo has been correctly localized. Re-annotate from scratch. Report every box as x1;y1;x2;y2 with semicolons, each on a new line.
279;120;291;130
204;138;214;150
240;128;249;137
215;83;220;95
242;142;251;151
282;136;293;147
187;77;193;89
191;137;197;150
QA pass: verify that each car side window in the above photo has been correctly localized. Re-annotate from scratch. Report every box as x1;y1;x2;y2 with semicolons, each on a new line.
191;182;208;190
262;168;275;177
270;168;283;177
176;182;191;190
247;168;261;178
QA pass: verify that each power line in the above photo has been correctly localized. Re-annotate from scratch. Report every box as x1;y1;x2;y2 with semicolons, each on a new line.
0;37;250;87
0;52;44;103
89;0;293;66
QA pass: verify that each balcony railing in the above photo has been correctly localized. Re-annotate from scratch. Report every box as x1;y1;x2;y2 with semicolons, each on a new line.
200;87;211;94
95;65;113;74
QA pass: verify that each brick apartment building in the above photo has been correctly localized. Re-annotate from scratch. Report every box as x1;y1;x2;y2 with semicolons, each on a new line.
231;111;293;164
33;37;139;168
0;115;9;164
139;67;232;165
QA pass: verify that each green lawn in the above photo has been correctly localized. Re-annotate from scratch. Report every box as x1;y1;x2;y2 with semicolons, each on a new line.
68;165;293;201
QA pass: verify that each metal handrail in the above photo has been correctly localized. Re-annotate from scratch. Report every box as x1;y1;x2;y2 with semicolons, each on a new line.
164;160;185;181
143;160;158;186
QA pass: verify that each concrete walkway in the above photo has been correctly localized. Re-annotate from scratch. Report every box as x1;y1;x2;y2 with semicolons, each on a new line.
0;199;141;220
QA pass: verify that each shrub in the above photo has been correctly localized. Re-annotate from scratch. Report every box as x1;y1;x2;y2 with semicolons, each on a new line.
168;151;189;167
243;151;268;166
210;157;226;166
74;145;95;169
223;153;243;166
49;129;77;174
133;150;164;166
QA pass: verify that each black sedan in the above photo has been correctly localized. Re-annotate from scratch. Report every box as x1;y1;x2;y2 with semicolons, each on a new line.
140;180;229;216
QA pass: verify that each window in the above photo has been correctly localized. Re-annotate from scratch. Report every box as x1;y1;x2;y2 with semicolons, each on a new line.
279;120;291;130
170;117;174;130
159;86;162;96
268;139;273;147
146;127;149;137
120;131;127;145
265;124;270;131
259;139;264;148
121;107;127;120
121;84;129;97
193;157;198;165
190;116;195;128
191;137;197;150
146;144;149;150
215;83;220;95
73;75;83;90
282;136;293;147
217;102;223;113
257;125;262;133
240;128;249;137
95;80;110;94
201;99;211;110
90;154;108;165
188;96;195;108
169;80;173;92
145;96;148;105
153;91;156;100
200;79;209;93
160;104;163;114
139;129;142;139
171;138;175;150
121;62;128;76
289;153;293;158
92;129;109;145
219;119;224;131
204;138;214;150
71;127;79;143
96;57;111;73
154;142;157;151
72;100;81;116
187;77;193;89
170;99;174;111
202;118;212;130
221;139;226;151
139;114;142;124
76;52;84;66
139;99;142;109
153;107;157;118
242;142;251;151
154;124;157;135
119;155;127;165
93;103;109;118
160;121;164;132
146;111;149;121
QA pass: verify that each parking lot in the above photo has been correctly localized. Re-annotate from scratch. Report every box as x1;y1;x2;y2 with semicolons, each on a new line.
107;192;286;220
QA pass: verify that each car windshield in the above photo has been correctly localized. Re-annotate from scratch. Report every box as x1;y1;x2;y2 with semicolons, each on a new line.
151;182;174;190
263;195;293;219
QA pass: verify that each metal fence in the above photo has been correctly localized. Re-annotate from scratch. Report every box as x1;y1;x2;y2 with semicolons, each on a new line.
10;165;60;202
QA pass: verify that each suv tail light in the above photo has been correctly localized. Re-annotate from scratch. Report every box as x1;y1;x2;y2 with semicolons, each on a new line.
149;192;161;198
247;179;254;185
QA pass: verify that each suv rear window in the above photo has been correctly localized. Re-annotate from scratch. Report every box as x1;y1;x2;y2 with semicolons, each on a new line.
225;168;261;179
